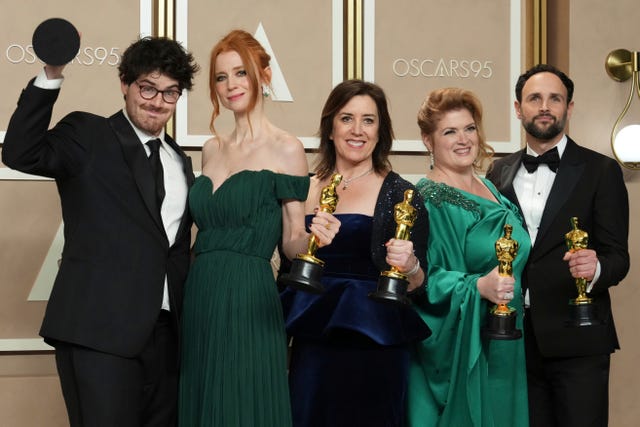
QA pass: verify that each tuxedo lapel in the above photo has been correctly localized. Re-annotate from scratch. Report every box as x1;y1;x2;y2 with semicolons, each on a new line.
108;111;165;233
537;139;584;244
494;151;528;229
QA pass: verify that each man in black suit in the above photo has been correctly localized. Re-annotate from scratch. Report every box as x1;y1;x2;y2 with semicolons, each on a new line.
2;37;199;426
487;64;629;427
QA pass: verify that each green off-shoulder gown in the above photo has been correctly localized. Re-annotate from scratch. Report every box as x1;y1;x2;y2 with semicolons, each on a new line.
179;170;309;427
407;177;530;427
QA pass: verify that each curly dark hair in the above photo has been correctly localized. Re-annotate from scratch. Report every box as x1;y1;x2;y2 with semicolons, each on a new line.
118;37;199;91
315;80;394;180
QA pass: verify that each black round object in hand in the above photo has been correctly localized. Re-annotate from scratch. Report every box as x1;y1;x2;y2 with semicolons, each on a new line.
32;18;80;66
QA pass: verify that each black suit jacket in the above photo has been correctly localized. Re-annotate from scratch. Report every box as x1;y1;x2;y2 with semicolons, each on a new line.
487;137;629;358
2;79;194;357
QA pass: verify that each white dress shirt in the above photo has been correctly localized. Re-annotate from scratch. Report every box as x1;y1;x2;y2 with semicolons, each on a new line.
124;110;188;311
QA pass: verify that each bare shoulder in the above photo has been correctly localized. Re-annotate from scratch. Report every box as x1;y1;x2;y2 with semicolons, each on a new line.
202;136;221;153
274;129;304;155
201;136;221;169
271;128;307;175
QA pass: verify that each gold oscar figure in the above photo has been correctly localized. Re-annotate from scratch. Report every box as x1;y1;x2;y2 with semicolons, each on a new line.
482;224;523;340
278;173;342;293
369;189;417;306
565;217;601;326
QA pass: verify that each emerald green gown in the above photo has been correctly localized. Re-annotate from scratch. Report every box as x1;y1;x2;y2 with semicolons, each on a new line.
179;170;309;426
407;177;530;427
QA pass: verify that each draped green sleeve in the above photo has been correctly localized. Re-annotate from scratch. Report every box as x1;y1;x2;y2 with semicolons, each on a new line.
407;178;530;427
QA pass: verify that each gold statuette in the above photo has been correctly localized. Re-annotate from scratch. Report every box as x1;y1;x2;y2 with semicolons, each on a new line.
369;189;418;306
564;217;601;326
482;224;523;340
277;173;342;293
302;173;342;260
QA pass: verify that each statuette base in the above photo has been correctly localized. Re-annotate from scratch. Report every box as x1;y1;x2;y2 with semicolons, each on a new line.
278;256;325;294
482;308;522;340
566;301;602;327
368;273;411;306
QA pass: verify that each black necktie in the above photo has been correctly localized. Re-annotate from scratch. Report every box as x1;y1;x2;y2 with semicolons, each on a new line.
522;147;560;173
146;139;165;210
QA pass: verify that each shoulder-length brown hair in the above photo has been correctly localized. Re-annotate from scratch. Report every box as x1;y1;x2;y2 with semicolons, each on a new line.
315;79;393;180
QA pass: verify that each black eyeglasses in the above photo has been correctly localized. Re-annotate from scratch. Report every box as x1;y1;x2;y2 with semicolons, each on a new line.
135;82;182;104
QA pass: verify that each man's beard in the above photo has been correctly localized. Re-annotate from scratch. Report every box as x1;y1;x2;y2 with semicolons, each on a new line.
523;113;566;141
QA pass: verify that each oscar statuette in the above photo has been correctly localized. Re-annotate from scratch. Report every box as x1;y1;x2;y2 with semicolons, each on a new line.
369;189;417;306
482;224;523;340
278;173;342;293
565;217;602;326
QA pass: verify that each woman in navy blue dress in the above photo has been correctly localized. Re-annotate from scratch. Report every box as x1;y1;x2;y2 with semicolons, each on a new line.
281;80;431;426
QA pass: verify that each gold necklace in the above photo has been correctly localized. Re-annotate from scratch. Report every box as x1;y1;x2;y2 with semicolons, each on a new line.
338;167;374;190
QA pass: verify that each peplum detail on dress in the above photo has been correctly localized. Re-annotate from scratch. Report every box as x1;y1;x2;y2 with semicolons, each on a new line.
282;214;431;346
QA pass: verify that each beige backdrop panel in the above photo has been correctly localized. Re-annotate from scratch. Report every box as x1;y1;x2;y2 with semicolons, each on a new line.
371;0;524;152
0;180;60;338
568;1;640;425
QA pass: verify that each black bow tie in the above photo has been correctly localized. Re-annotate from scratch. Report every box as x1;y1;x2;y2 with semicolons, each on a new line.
522;147;560;173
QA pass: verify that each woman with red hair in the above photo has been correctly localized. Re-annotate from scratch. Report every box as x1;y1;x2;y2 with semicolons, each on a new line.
178;30;339;426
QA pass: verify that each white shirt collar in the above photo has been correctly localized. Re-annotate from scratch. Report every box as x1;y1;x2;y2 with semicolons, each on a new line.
526;134;568;158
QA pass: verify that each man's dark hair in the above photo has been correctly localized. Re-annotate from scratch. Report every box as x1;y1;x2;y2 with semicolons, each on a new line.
118;37;199;91
515;64;574;104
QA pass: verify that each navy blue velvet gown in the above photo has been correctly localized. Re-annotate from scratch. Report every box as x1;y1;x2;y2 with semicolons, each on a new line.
281;214;431;427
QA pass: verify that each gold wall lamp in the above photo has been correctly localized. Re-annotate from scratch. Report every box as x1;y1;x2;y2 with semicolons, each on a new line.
605;49;640;170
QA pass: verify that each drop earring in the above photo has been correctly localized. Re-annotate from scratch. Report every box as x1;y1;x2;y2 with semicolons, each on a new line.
429;151;435;170
262;85;270;98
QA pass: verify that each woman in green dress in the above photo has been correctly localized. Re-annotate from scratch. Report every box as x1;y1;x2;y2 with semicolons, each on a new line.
407;88;530;426
178;30;340;426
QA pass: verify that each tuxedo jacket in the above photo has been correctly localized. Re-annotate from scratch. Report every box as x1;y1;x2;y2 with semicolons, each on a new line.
487;137;629;358
2;79;194;357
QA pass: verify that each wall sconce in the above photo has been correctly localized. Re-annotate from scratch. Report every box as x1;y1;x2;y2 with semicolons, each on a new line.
605;49;640;170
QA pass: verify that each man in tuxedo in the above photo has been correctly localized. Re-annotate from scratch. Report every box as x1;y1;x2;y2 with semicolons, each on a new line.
3;37;199;426
487;64;629;427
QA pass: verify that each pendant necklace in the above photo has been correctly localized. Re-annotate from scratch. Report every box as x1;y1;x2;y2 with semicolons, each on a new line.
339;167;374;190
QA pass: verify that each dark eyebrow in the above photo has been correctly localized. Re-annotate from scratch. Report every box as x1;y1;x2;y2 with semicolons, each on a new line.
137;78;179;90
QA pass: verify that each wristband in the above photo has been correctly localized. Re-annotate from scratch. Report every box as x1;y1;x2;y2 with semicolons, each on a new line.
404;257;421;277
